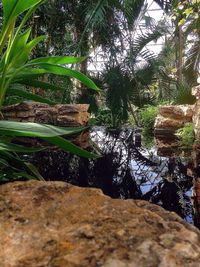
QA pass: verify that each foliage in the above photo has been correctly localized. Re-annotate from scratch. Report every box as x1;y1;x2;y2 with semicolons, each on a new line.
172;81;196;105
172;0;200;85
138;105;158;136
0;0;100;181
176;123;195;148
0;0;99;107
90;108;112;126
103;66;133;128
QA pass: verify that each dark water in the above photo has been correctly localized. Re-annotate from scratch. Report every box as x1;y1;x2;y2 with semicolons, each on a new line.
31;127;195;225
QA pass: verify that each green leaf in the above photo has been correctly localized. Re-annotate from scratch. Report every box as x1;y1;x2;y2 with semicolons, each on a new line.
24;162;44;180
0;140;44;153
44;136;101;158
35;64;100;91
0;158;9;168
0;121;86;138
8;28;32;63
10;36;46;68
15;68;49;80
7;88;57;105
29;56;86;65
178;18;185;26
2;0;43;24
16;79;65;91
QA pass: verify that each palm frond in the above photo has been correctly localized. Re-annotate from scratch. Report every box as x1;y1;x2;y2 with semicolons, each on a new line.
184;37;200;85
122;0;145;28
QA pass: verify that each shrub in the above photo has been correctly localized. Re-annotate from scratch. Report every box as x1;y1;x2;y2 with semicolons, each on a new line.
176;123;195;148
89;109;112;126
139;105;158;135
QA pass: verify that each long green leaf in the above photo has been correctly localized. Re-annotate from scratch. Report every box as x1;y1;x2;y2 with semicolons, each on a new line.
44;136;100;159
10;36;46;68
8;28;32;63
16;79;65;91
29;56;86;65
2;0;43;24
0;121;86;137
34;64;100;91
0;140;44;153
24;162;44;180
8;88;57;105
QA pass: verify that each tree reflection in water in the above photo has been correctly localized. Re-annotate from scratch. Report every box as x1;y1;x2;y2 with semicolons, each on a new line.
32;127;194;224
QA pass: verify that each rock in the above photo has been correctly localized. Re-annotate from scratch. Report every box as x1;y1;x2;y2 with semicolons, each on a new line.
192;86;200;140
192;85;200;99
154;115;184;130
154;105;194;155
0;180;200;267
155;138;179;156
159;105;193;121
2;102;90;148
2;102;90;127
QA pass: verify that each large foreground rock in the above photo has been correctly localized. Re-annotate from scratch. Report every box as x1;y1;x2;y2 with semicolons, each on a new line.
0;181;200;267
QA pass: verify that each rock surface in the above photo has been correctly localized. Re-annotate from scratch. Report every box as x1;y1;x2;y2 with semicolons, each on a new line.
0;180;200;267
2;102;90;148
192;85;200;140
2;101;90;127
154;105;193;156
159;105;193;122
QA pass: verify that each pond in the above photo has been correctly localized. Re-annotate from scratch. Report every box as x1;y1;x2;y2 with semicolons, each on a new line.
30;127;198;228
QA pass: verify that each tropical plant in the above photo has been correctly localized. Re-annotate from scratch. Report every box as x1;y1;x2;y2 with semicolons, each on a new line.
103;65;133;128
176;123;195;148
138;105;158;136
172;81;196;105
0;0;100;181
0;1;99;107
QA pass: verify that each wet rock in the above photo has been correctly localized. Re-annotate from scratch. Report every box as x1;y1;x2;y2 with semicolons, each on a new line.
0;180;200;267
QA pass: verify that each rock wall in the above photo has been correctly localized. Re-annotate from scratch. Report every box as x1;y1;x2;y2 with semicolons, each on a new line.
2;101;90;127
0;180;200;267
2;102;90;148
192;85;200;140
154;105;193;156
154;105;193;135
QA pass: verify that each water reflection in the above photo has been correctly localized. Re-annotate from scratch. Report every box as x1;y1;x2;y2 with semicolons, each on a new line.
32;127;194;225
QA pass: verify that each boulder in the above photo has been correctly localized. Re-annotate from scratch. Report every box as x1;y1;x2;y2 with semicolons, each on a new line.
0;180;200;267
159;105;193;121
154;115;184;130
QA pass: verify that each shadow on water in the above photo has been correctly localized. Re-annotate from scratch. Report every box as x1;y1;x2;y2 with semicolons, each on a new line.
31;127;195;226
